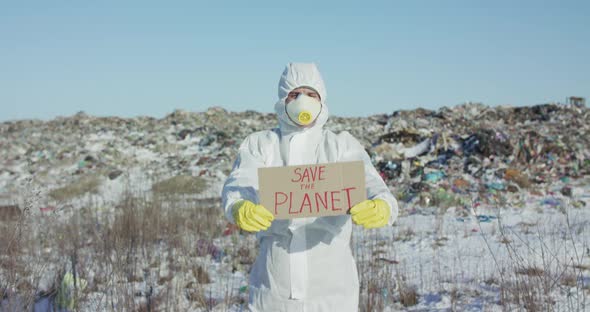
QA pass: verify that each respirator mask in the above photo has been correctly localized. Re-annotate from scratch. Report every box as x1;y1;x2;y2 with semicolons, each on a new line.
285;93;323;127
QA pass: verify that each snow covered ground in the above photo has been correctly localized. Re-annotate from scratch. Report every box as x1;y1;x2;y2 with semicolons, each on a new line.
1;105;590;311
354;193;590;311
3;168;588;312
191;180;590;311
65;177;590;311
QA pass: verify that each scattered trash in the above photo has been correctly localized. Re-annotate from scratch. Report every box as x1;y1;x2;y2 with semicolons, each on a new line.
223;223;240;236
541;198;562;207
476;215;497;223
39;206;56;213
424;171;445;183
401;138;431;158
561;186;573;197
56;272;88;310
485;182;505;191
377;160;402;180
376;258;400;265
432;188;464;208
452;178;470;190
196;239;224;262
572;200;586;208
108;169;123;180
504;169;530;189
455;215;497;223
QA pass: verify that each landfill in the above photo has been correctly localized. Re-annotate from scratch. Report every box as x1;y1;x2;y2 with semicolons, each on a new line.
1;103;588;207
1;102;590;311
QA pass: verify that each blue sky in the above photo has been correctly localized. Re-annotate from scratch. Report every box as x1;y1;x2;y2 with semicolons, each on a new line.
1;0;588;121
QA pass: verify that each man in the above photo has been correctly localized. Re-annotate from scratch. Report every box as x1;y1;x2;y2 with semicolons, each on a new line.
221;63;398;311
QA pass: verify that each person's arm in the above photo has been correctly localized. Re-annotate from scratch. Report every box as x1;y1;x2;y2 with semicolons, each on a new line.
221;133;267;224
339;131;399;226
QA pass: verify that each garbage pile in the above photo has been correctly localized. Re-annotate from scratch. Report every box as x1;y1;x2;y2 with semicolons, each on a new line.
0;108;277;206
0;102;589;212
366;102;590;210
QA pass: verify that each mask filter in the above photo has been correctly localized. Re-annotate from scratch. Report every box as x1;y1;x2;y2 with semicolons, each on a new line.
285;94;322;127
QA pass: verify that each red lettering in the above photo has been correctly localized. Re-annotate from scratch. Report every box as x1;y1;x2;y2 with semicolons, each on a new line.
330;191;342;211
300;193;312;213
315;192;328;212
318;166;326;180
342;187;356;209
274;192;289;215
291;168;302;182
301;168;310;182
301;183;314;190
292;166;326;184
287;192;299;214
310;166;318;181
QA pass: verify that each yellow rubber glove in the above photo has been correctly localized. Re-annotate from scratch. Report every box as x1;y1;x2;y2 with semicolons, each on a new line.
232;200;275;232
350;199;391;229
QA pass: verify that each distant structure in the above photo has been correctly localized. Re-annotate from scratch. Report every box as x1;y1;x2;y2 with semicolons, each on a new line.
567;96;586;107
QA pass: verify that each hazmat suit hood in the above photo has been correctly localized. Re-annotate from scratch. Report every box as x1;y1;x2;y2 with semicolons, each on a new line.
274;63;329;135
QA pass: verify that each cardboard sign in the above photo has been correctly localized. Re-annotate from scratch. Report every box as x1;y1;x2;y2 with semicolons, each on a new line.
258;161;366;219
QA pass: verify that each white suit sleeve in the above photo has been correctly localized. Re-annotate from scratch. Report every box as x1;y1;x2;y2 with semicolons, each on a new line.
339;131;399;225
221;133;266;224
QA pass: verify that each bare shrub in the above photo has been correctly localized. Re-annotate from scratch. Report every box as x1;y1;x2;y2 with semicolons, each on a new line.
356;232;400;312
0;176;236;310
0;210;42;310
0;204;21;222
193;265;210;284
478;196;588;311
399;282;419;307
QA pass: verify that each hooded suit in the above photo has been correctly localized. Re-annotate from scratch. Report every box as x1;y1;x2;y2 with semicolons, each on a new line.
221;63;398;311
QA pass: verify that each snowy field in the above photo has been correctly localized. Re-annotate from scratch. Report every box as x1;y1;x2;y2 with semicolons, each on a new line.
1;104;589;311
1;174;589;311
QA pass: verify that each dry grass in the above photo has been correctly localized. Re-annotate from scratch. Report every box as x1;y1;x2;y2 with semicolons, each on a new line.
571;263;590;271
477;196;589;312
0;182;236;311
398;279;419;307
0;203;40;310
0;205;22;222
394;227;415;242
3;178;589;310
151;175;207;196
354;233;413;312
48;174;102;201
515;266;545;277
192;265;211;284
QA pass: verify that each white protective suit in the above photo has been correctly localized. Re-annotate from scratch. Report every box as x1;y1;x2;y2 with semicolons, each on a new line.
221;63;398;312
